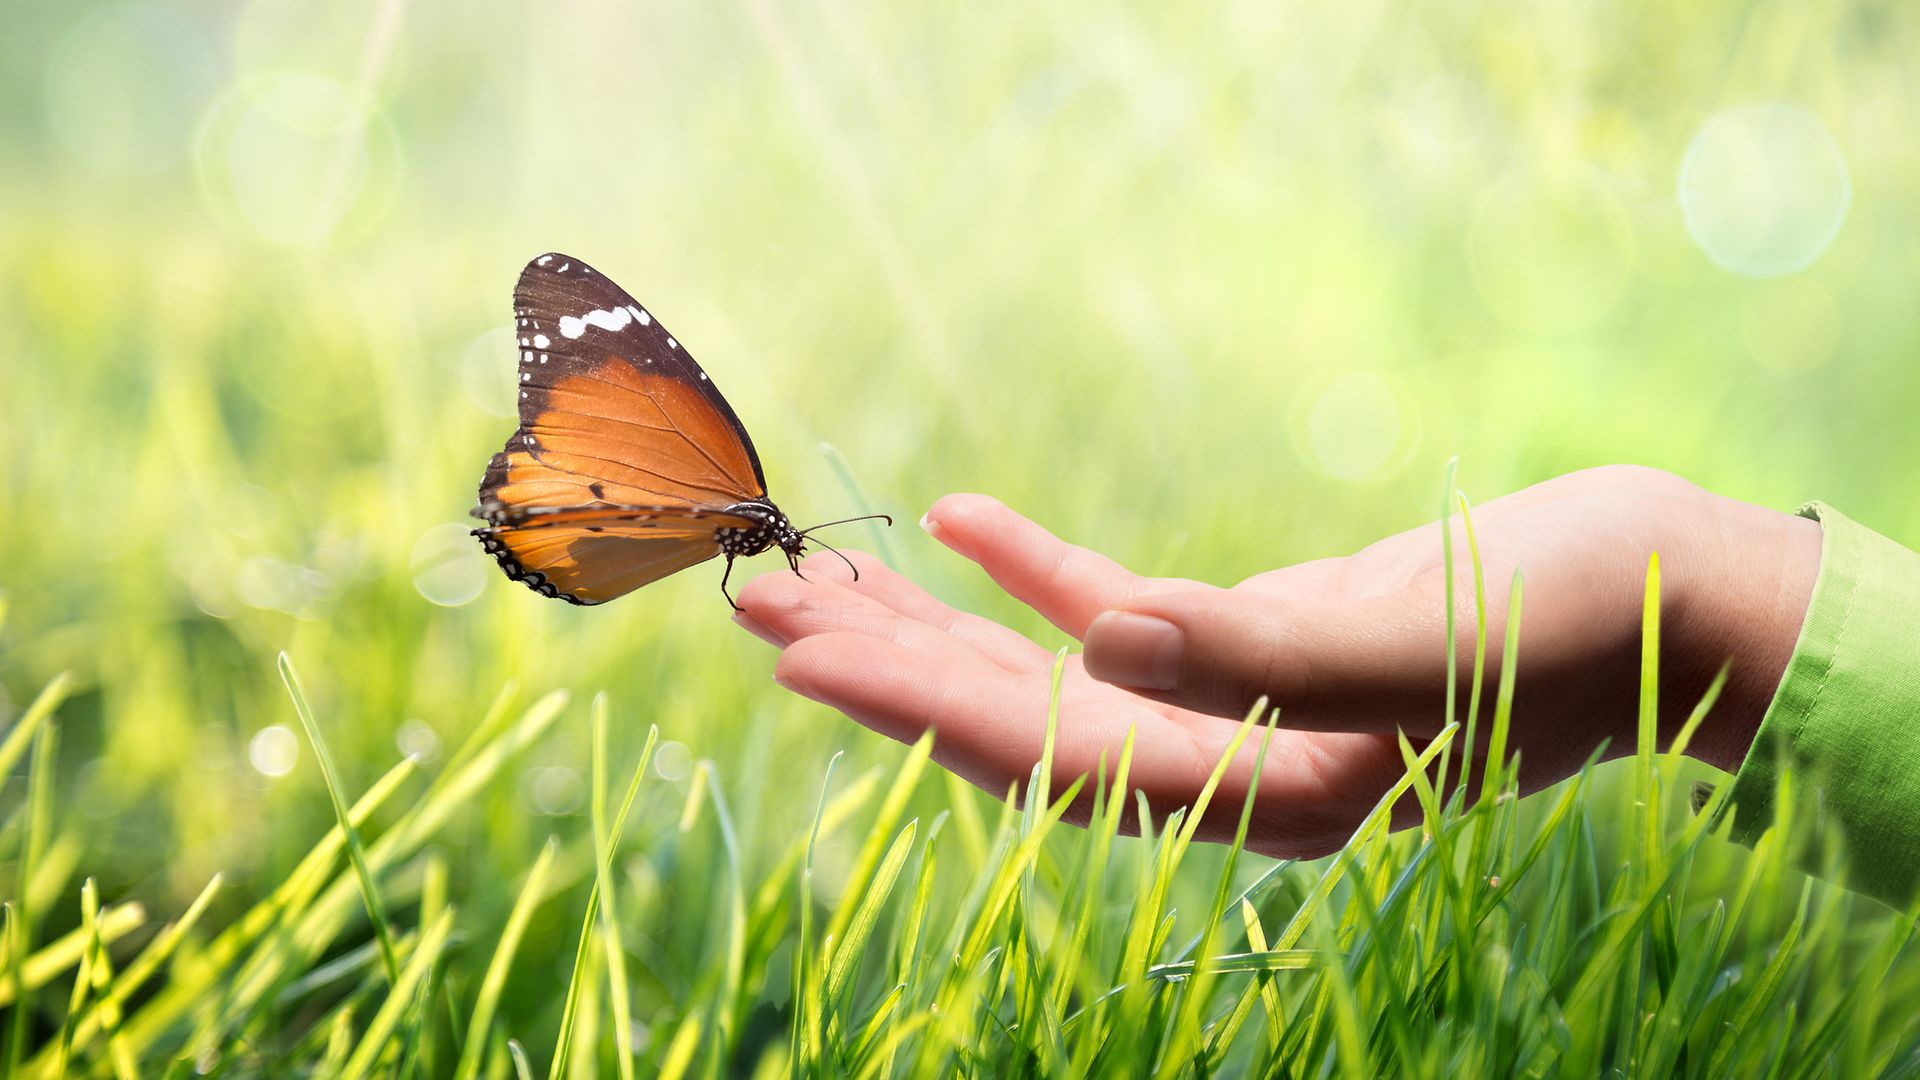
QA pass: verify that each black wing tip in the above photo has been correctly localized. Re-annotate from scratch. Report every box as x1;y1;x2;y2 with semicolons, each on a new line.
522;251;598;278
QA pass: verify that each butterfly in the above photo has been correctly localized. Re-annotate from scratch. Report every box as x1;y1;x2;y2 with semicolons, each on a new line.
470;253;887;609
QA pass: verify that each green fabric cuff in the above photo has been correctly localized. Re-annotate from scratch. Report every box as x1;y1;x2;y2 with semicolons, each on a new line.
1726;502;1920;907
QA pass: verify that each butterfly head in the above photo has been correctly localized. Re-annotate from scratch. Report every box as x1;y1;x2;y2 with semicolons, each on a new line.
718;501;808;568
714;502;893;609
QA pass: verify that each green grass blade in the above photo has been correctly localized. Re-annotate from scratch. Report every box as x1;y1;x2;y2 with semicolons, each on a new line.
1274;723;1459;953
340;908;456;1080
280;652;402;986
1665;660;1731;764
455;838;559;1080
1707;882;1813;1076
5;720;57;1076
828;819;918;1003
1454;491;1490;808
589;695;637;1080
825;731;933;951
0;902;145;1008
109;756;416;1056
819;441;901;568
1157;711;1278;1077
1478;569;1524;807
51;878;101;1078
693;759;749;1055
550;721;657;1080
1636;552;1662;881
0;673;70;801
656;1010;703;1080
1439;458;1460;792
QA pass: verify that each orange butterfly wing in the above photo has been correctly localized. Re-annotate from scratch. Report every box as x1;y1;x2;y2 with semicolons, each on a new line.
472;253;771;605
474;507;760;606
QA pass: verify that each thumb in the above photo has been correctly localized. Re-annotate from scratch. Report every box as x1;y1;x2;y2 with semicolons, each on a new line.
1082;589;1431;729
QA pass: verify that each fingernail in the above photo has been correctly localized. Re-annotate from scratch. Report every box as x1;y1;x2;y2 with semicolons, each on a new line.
1084;611;1183;691
919;512;977;561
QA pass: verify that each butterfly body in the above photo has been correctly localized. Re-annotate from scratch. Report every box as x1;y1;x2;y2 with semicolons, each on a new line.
714;500;806;562
469;253;876;609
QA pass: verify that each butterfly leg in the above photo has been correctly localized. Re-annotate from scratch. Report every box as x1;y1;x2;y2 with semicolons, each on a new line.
720;555;743;612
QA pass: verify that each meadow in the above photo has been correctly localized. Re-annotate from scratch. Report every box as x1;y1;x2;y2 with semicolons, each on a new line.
4;0;1920;1075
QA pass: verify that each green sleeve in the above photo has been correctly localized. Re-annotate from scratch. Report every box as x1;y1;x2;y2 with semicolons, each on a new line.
1726;502;1920;908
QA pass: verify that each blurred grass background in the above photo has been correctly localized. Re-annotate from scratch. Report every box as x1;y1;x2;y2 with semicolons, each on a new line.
2;0;1918;1068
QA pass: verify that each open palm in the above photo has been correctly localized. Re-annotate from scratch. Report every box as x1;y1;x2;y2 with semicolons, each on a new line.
736;467;1817;859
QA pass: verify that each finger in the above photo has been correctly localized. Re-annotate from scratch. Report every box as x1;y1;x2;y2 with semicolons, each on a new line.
1083;587;1440;731
773;632;1176;805
921;493;1207;637
776;632;1416;857
737;566;1007;675
732;610;787;648
794;549;1054;674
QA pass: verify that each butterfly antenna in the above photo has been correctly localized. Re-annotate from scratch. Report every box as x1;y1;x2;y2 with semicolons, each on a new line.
798;512;893;536
802;533;863;583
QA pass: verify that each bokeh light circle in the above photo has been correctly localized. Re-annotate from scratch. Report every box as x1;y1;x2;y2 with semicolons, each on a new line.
396;719;442;764
526;767;584;815
249;724;300;777
46;4;217;176
411;523;488;607
1297;372;1412;483
1470;169;1635;333
1391;75;1488;160
196;72;399;247
461;327;521;418
653;741;693;782
232;0;409;97
1679;104;1850;277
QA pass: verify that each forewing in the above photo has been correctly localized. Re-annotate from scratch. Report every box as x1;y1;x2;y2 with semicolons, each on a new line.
479;252;767;516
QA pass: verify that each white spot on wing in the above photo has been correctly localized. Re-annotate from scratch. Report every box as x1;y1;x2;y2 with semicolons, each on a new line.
537;255;552;266
668;337;678;349
557;306;636;339
532;333;550;349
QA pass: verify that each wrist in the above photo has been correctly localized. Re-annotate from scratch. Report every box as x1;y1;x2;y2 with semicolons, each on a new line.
1670;493;1822;772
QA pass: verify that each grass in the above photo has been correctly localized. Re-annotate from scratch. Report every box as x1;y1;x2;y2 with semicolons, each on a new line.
2;477;1917;1077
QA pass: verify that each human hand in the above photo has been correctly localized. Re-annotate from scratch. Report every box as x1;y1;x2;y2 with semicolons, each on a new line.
735;466;1820;859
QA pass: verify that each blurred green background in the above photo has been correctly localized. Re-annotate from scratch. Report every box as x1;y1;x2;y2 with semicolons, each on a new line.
2;0;1915;1060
